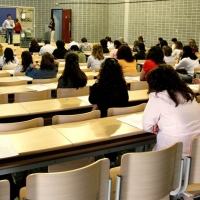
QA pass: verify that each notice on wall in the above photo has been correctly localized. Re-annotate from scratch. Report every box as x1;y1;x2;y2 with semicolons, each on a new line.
17;7;34;28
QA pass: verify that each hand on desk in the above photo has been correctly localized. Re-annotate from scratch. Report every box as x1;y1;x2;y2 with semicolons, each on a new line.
193;78;200;84
151;124;159;135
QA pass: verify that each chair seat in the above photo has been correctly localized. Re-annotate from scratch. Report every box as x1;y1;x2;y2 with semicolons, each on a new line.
185;183;200;197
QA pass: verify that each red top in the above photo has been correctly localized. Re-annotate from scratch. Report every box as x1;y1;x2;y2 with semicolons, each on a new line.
142;59;158;75
14;22;22;33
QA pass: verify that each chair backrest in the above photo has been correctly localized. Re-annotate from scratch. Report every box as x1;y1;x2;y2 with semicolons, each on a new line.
14;72;26;76
79;63;87;66
124;72;141;77
0;80;27;86
57;87;90;98
0;118;44;132
25;158;110;200
32;78;58;84
107;103;146;117
119;142;183;200
2;65;16;70
0;180;10;200
189;136;200;184
0;72;10;77
81;68;92;72
87;75;94;80
130;81;148;90
0;94;8;104
52;110;100;125
14;90;51;103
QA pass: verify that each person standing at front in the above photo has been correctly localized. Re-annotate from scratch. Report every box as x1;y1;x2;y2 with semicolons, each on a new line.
2;14;15;44
48;18;55;43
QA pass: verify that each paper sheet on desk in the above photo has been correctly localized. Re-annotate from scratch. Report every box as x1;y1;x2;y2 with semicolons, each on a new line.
42;83;57;89
80;66;87;69
17;76;33;81
125;76;140;81
77;96;90;104
27;85;49;91
188;84;199;91
117;113;143;130
0;138;18;159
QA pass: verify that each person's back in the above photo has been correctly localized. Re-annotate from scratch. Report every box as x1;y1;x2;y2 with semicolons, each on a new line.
29;39;41;53
135;43;146;61
79;37;92;52
162;46;175;64
53;40;68;59
69;45;86;63
39;40;55;55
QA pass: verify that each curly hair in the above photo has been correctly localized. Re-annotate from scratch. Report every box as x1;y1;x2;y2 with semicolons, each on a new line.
40;52;56;70
92;44;104;60
117;45;134;62
3;48;15;64
147;64;196;106
21;51;33;72
96;58;127;99
146;46;164;64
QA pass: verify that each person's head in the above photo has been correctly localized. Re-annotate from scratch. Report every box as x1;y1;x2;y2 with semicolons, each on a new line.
147;64;196;107
182;45;198;60
14;18;19;23
162;46;172;57
138;43;146;52
158;38;163;44
91;44;104;60
0;44;3;56
81;37;87;43
188;39;197;48
21;51;33;72
114;40;121;49
44;40;50;45
4;48;14;63
56;40;65;49
40;52;55;70
70;45;79;52
171;38;177;44
100;39;108;48
50;17;54;23
105;36;112;42
70;38;74;42
31;39;39;48
62;52;87;89
160;40;168;48
175;41;183;50
146;46;164;64
133;40;140;47
7;14;11;20
118;37;124;43
117;45;134;62
138;36;144;43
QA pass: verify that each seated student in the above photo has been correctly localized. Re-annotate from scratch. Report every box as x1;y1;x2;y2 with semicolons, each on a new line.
171;38;177;51
14;51;33;75
110;40;121;59
87;44;105;72
155;37;163;47
174;45;199;83
100;39;109;53
70;45;86;63
118;37;128;45
143;64;200;157
160;40;168;48
117;45;137;74
0;47;19;68
39;40;55;55
57;53;87;88
79;37;92;52
89;58;129;118
140;46;165;81
172;41;183;59
26;52;58;79
138;36;145;44
29;39;41;53
133;40;140;52
188;39;198;53
134;43;146;61
105;36;114;49
162;45;175;64
68;38;78;50
52;40;68;59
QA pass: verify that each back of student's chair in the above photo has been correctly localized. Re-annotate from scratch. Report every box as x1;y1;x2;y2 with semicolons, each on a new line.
0;72;10;77
57;87;90;98
22;158;110;200
0;80;27;86
14;90;51;103
197;95;200;103
0;118;44;132
2;65;16;70
124;72;141;77
87;75;94;80
32;78;58;84
81;68;92;72
14;72;26;76
107;103;146;117
57;59;65;62
130;81;148;90
79;63;87;66
118;142;183;200
0;180;10;200
0;94;8;104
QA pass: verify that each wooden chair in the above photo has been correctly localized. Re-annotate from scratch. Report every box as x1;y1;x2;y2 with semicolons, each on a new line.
2;65;16;70
0;71;10;77
87;75;94;80
111;142;183;200
14;72;26;76
130;81;148;90
0;180;10;200
14;90;51;103
107;103;146;117
57;87;90;98
81;68;92;72
20;158;111;200
57;59;65;62
32;78;58;84
0;94;8;104
0;80;27;86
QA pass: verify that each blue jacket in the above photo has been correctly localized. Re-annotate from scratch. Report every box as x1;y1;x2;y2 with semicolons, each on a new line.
25;65;58;79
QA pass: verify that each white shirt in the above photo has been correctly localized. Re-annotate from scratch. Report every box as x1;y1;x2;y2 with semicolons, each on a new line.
13;65;23;76
0;56;19;67
174;57;199;76
164;56;175;64
172;49;182;59
143;91;200;156
2;19;15;29
107;41;114;49
39;44;55;55
68;41;79;49
87;55;105;72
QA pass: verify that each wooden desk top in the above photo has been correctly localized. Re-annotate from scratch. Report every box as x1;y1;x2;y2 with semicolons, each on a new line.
84;71;99;77
0;76;32;82
128;90;148;102
0;71;10;77
0;126;72;156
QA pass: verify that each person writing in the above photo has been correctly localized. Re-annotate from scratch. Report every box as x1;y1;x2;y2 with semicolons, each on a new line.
2;14;15;44
48;18;55;43
13;18;22;34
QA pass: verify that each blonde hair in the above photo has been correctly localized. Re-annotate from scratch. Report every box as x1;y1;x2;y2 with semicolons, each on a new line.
188;39;198;49
0;44;3;56
92;44;104;60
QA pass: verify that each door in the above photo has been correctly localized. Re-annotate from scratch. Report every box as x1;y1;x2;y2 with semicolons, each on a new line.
62;9;71;43
52;9;62;42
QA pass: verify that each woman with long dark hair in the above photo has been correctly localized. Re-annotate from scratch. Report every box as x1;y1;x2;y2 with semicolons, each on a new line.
57;52;87;88
29;39;41;53
48;17;55;43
